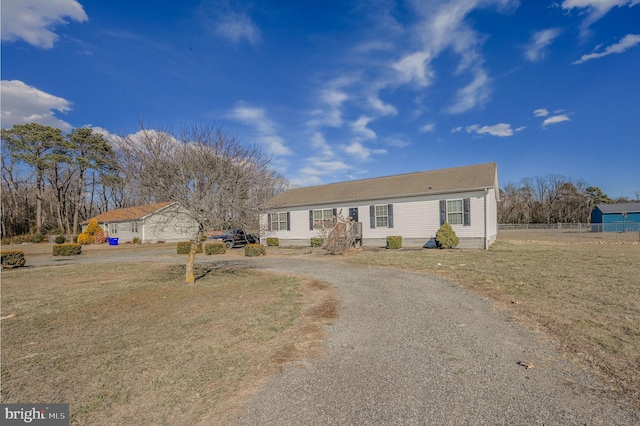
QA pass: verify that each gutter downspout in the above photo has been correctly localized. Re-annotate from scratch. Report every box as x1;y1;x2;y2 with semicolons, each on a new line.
484;188;488;250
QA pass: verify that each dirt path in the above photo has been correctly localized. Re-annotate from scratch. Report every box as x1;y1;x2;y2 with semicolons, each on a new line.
14;245;640;424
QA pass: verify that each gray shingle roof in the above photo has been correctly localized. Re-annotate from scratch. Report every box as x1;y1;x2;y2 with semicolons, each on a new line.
596;203;640;214
265;162;498;209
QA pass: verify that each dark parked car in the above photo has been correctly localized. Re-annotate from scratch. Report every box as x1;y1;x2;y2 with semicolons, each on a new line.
211;229;258;249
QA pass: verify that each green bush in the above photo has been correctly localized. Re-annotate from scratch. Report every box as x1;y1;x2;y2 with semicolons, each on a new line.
55;235;66;244
1;250;26;267
386;236;402;249
32;233;43;243
435;222;459;249
132;237;141;244
204;242;226;255
245;244;266;257
266;237;279;247
53;244;82;256
177;241;203;254
310;237;324;247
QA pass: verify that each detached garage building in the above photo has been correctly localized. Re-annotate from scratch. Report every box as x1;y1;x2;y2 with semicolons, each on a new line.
261;162;499;249
591;203;640;232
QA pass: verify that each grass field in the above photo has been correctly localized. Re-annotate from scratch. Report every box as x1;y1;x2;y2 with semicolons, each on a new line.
343;240;640;409
2;239;639;418
1;261;336;425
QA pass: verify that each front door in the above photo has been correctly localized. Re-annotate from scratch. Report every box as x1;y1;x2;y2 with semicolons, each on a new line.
349;207;359;222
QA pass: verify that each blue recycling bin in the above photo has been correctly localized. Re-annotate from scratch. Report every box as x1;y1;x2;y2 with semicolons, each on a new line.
108;237;119;246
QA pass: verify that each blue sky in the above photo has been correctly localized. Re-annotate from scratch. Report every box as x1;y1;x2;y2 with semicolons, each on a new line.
2;0;639;198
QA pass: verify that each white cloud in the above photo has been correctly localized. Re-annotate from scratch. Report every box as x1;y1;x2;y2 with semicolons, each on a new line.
419;123;436;133
446;68;491;114
351;116;377;140
214;12;261;45
310;132;335;159
525;29;562;62
308;87;350;129
466;123;517;137
562;0;639;30
396;0;517;114
451;126;463;133
385;135;411;148
573;34;640;64
83;125;118;142
344;141;386;162
542;114;571;126
344;142;370;161
393;51;434;87
1;0;87;49
368;95;398;116
300;160;349;177
534;108;550;117
291;131;352;186
228;103;291;156
1;80;73;130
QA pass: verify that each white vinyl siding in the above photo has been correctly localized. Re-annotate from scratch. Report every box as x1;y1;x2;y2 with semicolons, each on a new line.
261;189;497;248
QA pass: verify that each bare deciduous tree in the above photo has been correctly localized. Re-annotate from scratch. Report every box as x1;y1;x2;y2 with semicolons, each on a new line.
499;174;606;224
117;123;276;284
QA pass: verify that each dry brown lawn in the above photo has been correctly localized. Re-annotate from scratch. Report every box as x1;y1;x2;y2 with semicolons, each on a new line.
343;240;640;410
1;261;336;425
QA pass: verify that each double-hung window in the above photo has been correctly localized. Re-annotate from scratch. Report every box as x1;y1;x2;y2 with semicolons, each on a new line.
131;222;139;233
269;212;289;231
369;204;394;228
440;199;470;226
447;200;464;225
375;205;389;227
313;209;334;229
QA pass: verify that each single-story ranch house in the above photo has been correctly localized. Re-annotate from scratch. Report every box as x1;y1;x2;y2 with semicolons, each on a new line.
590;202;640;232
261;162;499;249
82;202;199;243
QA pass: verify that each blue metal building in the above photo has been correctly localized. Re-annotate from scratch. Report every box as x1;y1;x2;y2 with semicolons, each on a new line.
591;202;640;232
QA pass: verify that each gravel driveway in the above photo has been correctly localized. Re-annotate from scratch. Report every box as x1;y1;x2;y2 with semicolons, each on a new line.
236;257;638;425
21;247;639;424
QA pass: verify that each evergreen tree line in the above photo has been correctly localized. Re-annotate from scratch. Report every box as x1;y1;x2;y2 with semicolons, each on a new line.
497;175;636;224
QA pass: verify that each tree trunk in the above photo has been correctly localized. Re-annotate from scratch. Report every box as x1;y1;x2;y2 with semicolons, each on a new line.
185;238;199;285
35;172;44;233
73;168;85;234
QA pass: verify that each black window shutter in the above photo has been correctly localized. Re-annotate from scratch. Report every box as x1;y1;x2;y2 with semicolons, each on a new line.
387;204;394;228
369;205;375;229
440;200;446;226
463;198;471;226
332;208;337;225
309;210;313;230
286;212;291;231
